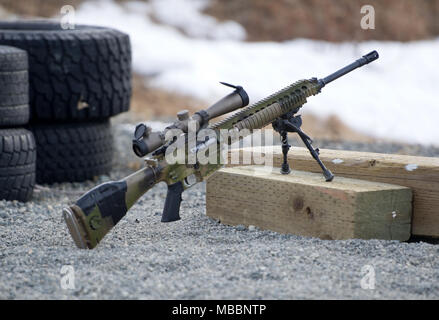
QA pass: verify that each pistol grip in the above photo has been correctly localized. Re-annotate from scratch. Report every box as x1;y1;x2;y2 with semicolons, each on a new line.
161;181;184;222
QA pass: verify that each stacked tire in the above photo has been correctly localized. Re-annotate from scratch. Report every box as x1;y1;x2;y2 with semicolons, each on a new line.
0;21;131;200
0;46;36;202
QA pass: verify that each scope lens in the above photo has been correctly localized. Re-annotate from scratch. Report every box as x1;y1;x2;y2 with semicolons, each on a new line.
132;139;148;157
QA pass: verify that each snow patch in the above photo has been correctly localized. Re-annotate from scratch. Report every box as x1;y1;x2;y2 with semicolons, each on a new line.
405;164;418;171
150;0;246;40
75;0;439;146
332;158;344;164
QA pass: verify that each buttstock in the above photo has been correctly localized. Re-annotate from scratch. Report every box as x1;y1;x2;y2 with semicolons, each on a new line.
63;166;160;249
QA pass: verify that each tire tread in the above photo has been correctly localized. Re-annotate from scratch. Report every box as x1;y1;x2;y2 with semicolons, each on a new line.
0;128;36;202
31;121;114;183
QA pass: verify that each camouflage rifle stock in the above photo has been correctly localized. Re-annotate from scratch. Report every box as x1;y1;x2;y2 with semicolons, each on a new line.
63;51;379;249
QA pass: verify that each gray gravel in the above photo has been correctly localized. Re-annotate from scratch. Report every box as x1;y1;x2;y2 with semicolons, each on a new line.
0;122;438;299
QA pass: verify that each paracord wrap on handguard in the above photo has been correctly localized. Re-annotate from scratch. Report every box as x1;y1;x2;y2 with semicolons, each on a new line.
210;78;321;131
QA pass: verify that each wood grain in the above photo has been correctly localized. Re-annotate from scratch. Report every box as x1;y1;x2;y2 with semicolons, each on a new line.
207;166;412;240
227;146;439;237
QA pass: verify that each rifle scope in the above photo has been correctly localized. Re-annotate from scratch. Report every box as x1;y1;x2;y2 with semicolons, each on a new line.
132;83;249;157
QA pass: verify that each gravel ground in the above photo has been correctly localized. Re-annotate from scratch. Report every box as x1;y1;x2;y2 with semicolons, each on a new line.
0;122;438;300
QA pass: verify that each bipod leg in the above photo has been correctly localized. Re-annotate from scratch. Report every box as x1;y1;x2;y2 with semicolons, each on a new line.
284;120;334;182
280;131;291;174
298;131;334;181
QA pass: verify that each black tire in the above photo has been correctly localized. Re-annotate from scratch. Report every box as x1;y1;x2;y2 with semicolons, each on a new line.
0;46;29;126
31;121;114;184
0;128;36;202
0;21;132;122
0;45;28;72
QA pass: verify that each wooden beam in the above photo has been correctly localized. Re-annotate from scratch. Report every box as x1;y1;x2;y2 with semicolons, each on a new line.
207;166;412;241
228;146;439;237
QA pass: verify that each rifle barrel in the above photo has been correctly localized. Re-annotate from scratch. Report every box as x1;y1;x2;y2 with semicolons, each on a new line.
320;50;378;86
